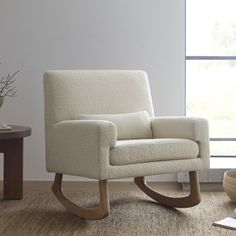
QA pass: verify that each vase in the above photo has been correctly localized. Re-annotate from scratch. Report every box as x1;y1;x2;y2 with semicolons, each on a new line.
0;97;4;108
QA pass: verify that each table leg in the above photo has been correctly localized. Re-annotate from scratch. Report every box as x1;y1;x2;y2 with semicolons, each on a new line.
3;138;23;200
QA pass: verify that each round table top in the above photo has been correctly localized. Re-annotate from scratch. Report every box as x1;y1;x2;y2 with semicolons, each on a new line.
0;125;31;140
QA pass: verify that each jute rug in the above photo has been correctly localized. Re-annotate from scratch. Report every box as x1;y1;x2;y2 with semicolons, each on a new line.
0;189;235;236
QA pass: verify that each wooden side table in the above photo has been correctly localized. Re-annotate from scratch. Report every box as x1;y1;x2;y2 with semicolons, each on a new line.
0;125;31;200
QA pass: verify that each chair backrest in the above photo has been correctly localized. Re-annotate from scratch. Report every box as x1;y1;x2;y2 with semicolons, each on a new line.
43;70;154;128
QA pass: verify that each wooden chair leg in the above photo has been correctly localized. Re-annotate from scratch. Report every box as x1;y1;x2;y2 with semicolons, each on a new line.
51;173;110;220
134;171;201;208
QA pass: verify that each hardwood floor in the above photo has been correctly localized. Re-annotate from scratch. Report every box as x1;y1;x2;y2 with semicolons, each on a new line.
0;180;181;194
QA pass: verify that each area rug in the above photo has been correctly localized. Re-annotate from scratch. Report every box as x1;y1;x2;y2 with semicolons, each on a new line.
0;190;235;235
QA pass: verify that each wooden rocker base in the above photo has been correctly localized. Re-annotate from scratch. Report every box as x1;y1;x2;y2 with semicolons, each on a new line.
52;171;200;220
52;173;110;220
134;171;201;208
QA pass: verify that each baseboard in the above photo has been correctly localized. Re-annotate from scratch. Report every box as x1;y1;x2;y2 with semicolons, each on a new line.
177;169;228;183
182;182;224;191
178;170;226;192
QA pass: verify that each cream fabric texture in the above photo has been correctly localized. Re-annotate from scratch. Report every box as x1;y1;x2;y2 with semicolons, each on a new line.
44;70;154;129
47;120;117;179
78;111;152;140
44;70;210;180
151;117;210;169
110;139;199;165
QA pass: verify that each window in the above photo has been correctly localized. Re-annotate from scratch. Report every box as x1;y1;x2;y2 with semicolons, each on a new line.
186;0;236;158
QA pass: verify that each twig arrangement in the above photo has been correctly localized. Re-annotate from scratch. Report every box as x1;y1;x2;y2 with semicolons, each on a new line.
0;70;19;97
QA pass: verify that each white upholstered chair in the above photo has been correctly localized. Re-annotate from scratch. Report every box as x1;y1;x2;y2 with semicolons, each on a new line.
43;70;209;220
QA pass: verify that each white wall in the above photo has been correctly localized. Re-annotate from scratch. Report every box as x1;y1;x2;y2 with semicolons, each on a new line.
0;0;185;181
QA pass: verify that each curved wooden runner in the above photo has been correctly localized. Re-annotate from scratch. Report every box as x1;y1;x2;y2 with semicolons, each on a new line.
134;171;201;208
52;173;110;220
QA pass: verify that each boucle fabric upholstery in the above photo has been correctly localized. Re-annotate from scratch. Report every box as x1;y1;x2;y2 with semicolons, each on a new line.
44;70;154;129
151;117;210;168
110;139;199;165
78;111;152;140
46;120;117;179
43;70;210;180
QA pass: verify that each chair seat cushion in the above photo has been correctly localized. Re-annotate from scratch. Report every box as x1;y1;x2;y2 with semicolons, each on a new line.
110;138;199;165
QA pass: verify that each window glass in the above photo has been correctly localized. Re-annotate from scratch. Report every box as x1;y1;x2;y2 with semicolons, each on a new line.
211;141;236;156
186;60;236;138
187;0;236;56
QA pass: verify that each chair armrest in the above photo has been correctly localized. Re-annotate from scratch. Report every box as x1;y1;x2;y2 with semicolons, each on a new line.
151;117;210;168
54;120;117;148
151;117;209;141
46;120;117;179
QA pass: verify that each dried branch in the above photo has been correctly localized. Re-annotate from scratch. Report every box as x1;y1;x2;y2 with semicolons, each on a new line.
0;70;19;97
